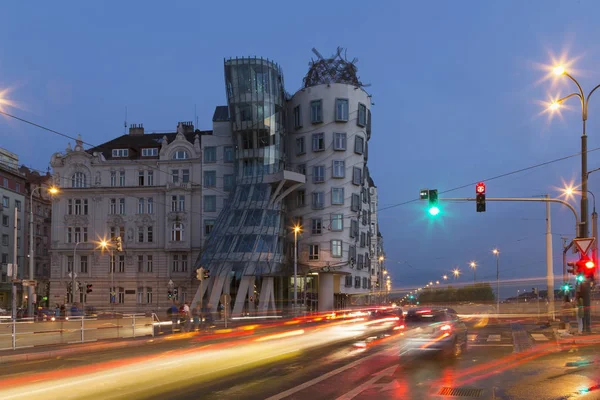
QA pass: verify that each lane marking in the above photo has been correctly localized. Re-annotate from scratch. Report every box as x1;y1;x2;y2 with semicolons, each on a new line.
265;348;402;400
469;344;513;347
487;334;501;342
530;334;549;341
335;365;399;400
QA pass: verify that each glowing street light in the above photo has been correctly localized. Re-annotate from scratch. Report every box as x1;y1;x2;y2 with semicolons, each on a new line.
443;275;448;280
553;65;566;76
452;268;460;278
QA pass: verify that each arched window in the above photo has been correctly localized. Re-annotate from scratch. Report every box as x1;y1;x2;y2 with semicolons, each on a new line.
172;150;189;160
72;172;86;188
172;223;184;241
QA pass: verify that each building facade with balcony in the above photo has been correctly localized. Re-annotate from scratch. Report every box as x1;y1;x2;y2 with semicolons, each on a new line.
48;123;215;311
0;148;26;310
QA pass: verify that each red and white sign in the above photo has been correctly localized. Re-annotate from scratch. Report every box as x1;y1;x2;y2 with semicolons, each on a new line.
476;182;486;194
574;238;595;255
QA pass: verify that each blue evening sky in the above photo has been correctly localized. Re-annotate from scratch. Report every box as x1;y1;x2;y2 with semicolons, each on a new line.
2;1;600;296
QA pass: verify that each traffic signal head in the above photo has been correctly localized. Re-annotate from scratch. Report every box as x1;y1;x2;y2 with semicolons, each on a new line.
428;189;440;216
203;269;210;280
577;274;585;283
476;193;486;212
115;236;123;252
562;283;570;292
168;290;173;299
196;267;204;281
420;189;429;200
567;261;577;275
86;284;93;294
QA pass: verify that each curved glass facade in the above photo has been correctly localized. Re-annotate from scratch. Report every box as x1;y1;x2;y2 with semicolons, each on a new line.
193;58;290;316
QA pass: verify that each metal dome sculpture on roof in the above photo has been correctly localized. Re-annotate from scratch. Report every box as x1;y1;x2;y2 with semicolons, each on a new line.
303;47;369;88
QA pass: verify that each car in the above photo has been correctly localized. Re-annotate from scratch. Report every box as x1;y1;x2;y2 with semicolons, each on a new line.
401;307;468;358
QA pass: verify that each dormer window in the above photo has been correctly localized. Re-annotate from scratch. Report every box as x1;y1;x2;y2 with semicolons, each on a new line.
172;150;189;160
141;148;158;157
112;149;129;157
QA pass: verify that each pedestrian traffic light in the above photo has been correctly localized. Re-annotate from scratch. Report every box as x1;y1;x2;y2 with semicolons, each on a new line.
168;290;173;299
567;260;577;275
577;274;585;283
196;267;204;281
420;189;429;200
476;193;486;212
562;283;570;292
86;284;93;294
115;236;123;252
428;189;440;216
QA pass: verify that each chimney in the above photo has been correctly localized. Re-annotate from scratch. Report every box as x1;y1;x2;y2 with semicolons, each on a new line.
129;123;144;136
177;121;194;134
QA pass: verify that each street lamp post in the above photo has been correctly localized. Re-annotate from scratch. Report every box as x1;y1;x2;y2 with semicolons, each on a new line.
379;256;384;305
71;242;81;306
549;66;600;332
27;186;58;318
492;249;500;315
293;225;300;312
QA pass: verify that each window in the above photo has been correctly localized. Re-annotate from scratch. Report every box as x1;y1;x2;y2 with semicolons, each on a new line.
16;237;20;248
350;220;359;238
357;254;364;270
67;227;72;243
172;150;189;160
204;171;216;187
355;276;361;288
204;147;217;163
171;195;185;212
72;172;86;188
312;133;325;151
1;253;8;264
182;169;190;183
363;277;368;289
146;255;153;272
142;148;158;157
204;219;215;236
297;164;306;175
331;214;343;231
147;198;154;214
224;146;234;163
345;275;352;287
353;167;362;185
360;232;366;247
73;199;87;215
355;136;364;154
348;245;356;263
310;100;322;123
1;235;8;246
312;165;325;183
14;200;21;211
137;287;144;304
147;170;154;186
17;218;20;230
332;188;344;205
311;218;322;235
138;255;144;273
241;131;253;150
119;198;125;214
138;171;144;186
146;287;153;304
2;178;6;187
119;171;125;186
309;244;319;260
224;174;234;191
333;132;347;151
181;254;188;272
67;256;73;273
138;198;145;214
244;210;263;227
118;287;125;303
296;190;305;207
357;103;367;126
331;240;342;257
138;226;144;243
362;210;368;226
112;149;129;157
312;192;324;209
204;195;216;212
80;256;88;273
172;169;179;183
332;160;345;178
147;226;153;243
172;223;184;241
335;98;349;121
109;198;116;214
118;255;125;273
15;183;20;192
351;194;361;211
293;105;302;128
296;137;305;155
1;196;8;208
2;215;8;226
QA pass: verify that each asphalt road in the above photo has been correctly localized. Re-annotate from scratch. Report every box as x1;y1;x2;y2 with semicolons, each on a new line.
0;319;599;400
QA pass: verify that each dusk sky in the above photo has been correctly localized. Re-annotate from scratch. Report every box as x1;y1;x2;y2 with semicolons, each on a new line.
2;1;600;296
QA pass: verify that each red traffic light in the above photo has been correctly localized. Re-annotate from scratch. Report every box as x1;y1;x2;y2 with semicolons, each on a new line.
476;182;486;194
585;260;595;269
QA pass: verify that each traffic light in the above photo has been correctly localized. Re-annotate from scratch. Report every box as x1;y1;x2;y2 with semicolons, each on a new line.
577;274;585;283
476;182;486;212
562;283;571;293
168;290;173;299
196;267;204;281
86;284;93;294
428;189;440;216
583;257;596;281
203;269;210;280
567;260;577;275
115;236;123;252
568;256;596;281
420;189;429;200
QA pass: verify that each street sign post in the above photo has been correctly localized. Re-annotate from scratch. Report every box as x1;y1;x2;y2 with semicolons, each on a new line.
574;238;595;256
220;293;231;328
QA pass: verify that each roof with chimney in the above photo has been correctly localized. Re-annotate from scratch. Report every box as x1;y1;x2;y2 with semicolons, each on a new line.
86;122;212;160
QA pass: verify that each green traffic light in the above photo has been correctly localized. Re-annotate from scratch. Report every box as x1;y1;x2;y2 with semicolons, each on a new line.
428;206;440;216
577;275;585;282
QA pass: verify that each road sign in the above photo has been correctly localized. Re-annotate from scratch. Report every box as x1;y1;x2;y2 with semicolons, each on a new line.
574;238;595;255
476;182;486;194
22;280;37;287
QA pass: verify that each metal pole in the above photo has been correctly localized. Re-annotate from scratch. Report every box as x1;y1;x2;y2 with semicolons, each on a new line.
12;207;18;321
496;255;500;315
72;242;79;307
110;248;114;308
580;119;592;333
593;210;598;279
546;194;555;320
28;187;37;318
294;229;298;311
